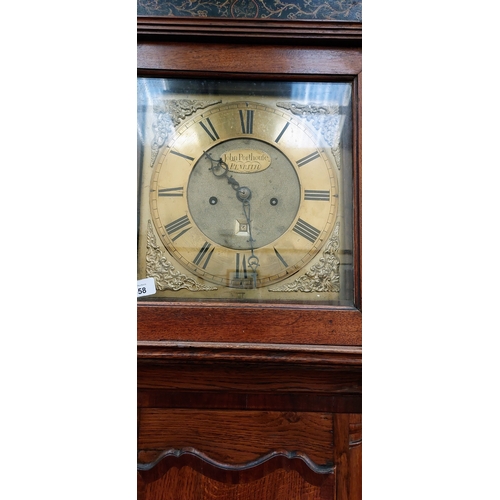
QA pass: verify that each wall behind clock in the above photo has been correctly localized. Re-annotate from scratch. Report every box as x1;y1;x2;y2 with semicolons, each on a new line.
137;0;362;21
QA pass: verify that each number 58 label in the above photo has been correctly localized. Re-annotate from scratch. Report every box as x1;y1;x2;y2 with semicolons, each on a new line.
137;277;156;297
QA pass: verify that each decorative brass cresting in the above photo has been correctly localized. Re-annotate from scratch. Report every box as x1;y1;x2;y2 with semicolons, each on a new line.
146;220;218;291
150;99;221;167
276;102;342;169
269;221;340;293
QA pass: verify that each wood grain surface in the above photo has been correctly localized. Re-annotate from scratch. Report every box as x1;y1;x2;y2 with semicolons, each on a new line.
139;466;335;500
138;42;361;77
138;409;333;466
137;303;361;345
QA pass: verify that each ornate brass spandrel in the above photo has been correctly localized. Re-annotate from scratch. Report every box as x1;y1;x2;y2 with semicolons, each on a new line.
150;99;221;167
146;220;217;291
269;221;340;293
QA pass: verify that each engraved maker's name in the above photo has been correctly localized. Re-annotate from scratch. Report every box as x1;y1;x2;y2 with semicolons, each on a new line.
222;149;271;173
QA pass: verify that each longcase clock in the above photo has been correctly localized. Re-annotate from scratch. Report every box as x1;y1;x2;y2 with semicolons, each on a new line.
137;17;361;500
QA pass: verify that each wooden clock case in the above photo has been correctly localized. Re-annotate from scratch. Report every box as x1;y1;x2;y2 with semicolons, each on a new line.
138;16;361;500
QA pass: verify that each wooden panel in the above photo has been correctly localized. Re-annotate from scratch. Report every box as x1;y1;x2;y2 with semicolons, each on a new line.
138;42;362;77
348;414;362;500
138;409;333;466
138;360;361;393
138;390;360;413
140;466;334;500
332;413;361;500
137;304;361;345
138;342;362;366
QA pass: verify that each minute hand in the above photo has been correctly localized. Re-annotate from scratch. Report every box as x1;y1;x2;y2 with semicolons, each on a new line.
239;194;259;280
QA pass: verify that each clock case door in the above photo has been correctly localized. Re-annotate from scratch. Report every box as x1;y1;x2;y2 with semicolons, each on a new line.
137;21;361;348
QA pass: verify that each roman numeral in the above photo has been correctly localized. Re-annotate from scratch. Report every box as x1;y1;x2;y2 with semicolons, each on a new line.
199;118;219;141
274;248;288;268
304;189;330;201
231;252;257;288
165;215;191;241
239;109;254;134
297;151;320;167
158;187;184;197
193;242;214;269
274;122;290;143
292;218;321;243
171;150;195;162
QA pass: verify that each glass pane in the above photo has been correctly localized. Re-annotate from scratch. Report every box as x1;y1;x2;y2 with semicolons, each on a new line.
138;78;354;306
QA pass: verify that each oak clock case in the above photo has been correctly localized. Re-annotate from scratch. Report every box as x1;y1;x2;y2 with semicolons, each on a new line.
137;78;354;305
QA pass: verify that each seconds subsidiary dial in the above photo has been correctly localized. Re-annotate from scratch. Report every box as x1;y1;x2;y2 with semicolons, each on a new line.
150;101;338;289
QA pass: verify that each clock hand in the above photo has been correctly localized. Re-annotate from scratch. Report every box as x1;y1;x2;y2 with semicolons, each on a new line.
205;152;260;285
240;196;259;281
204;151;239;190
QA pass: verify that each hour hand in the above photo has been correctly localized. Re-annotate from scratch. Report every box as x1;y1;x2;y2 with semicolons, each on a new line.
205;151;243;194
204;151;228;178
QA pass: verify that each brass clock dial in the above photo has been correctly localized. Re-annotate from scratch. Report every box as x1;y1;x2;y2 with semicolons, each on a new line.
150;101;337;289
138;79;354;304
